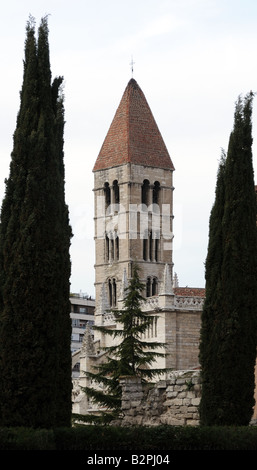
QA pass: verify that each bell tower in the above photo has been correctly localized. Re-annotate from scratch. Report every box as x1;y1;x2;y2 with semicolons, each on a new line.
93;78;175;331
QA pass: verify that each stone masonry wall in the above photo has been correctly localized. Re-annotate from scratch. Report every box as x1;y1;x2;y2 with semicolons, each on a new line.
119;370;201;427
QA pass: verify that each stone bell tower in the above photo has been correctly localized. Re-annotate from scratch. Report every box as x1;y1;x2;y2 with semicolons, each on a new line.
93;78;175;343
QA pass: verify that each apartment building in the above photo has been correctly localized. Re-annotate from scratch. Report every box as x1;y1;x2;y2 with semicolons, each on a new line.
70;293;95;377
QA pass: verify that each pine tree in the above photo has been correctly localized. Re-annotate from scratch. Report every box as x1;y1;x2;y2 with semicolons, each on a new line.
0;17;72;428
199;93;257;425
82;264;167;423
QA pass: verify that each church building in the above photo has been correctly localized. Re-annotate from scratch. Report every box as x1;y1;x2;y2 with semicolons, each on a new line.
72;78;205;415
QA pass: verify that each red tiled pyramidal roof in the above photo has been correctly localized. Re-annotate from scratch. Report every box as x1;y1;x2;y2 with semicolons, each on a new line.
93;78;174;171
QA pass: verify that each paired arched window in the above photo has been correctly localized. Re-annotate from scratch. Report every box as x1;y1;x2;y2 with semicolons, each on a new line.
104;180;120;208
146;276;158;297
143;230;159;262
141;180;161;261
143;316;158;338
104;180;120;263
141;180;161;206
105;231;119;262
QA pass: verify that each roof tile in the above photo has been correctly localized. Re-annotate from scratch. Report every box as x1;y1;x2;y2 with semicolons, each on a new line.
174;287;205;298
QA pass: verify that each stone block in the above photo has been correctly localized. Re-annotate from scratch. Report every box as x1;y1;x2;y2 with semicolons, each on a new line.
168;378;176;385
166;391;177;398
157;381;167;388
176;378;186;385
121;401;131;410
186;420;200;426
190;408;198;415
182;398;191;406
131;401;142;408
191;397;201;406
173;398;183;406
163;416;185;426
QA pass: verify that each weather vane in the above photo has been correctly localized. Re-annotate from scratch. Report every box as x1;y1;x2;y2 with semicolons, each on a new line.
130;56;135;77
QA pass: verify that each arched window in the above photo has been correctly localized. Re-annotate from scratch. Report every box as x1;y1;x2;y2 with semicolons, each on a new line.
152;277;158;296
105;231;119;262
146;276;158;297
146;277;151;297
152;181;160;205
104;182;110;208
142;316;158;339
113;279;117;306
108;279;112;305
143;230;159;261
108;278;117;306
143;229;148;261
142;179;150;205
110;238;114;260
154;237;159;262
113;180;119;204
105;233;110;261
115;234;119;260
149;231;153;261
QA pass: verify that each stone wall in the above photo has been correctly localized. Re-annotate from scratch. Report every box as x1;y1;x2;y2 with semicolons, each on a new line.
118;370;201;427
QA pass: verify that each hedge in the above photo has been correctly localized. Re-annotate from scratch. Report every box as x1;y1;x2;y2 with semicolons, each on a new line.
0;425;257;451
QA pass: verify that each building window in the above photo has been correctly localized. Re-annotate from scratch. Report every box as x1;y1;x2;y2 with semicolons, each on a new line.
72;319;88;329
108;278;117;306
142;316;158;339
146;277;158;297
115;235;119;260
152;277;158;296
143;230;159;262
152;181;160;205
149;231;153;261
146;277;151;297
113;180;119;204
143;230;148;261
106;231;119;262
142;179;150;205
154;237;159;262
73;304;87;313
79;307;87;313
143;230;152;261
104;182;111;208
105;233;110;260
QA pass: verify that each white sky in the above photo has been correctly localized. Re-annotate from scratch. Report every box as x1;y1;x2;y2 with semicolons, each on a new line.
1;0;257;296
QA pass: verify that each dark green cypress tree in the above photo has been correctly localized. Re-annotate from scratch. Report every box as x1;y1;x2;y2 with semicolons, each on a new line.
0;17;72;428
199;93;257;425
199;151;227;424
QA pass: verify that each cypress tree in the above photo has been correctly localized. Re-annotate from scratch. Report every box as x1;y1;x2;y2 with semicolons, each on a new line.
199;93;257;425
82;264;167;423
0;17;72;428
199;152;227;423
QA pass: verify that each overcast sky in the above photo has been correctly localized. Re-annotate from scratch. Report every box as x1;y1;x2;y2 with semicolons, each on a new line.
1;0;257;296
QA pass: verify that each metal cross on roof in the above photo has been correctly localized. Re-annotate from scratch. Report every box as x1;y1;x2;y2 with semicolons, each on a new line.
130;56;135;77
